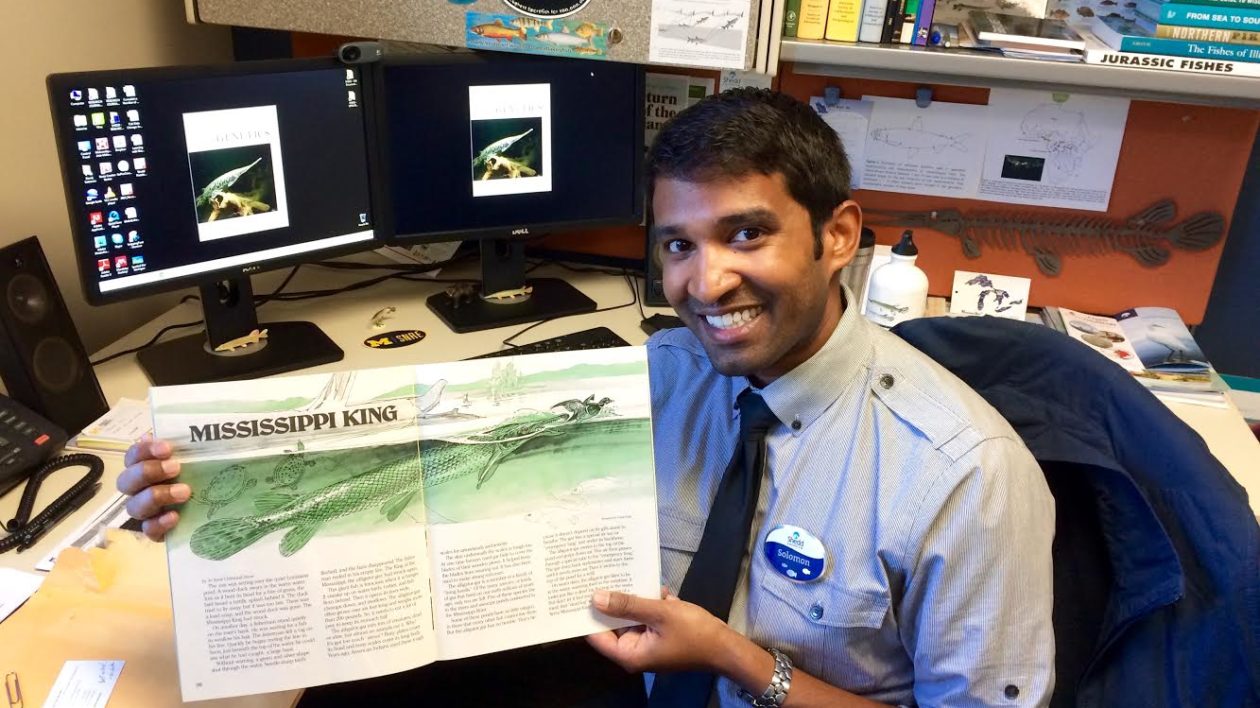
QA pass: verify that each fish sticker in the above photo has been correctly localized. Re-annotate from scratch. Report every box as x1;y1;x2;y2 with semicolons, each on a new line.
466;12;611;59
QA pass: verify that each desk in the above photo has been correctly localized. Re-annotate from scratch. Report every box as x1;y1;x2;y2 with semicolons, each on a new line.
1;258;1258;706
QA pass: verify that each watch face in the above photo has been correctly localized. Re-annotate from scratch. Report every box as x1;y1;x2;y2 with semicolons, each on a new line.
502;0;592;18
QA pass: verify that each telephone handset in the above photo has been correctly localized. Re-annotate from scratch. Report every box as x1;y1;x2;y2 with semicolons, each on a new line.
0;394;67;497
0;394;104;554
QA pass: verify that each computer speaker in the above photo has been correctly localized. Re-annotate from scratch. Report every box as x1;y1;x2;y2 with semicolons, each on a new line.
0;236;108;435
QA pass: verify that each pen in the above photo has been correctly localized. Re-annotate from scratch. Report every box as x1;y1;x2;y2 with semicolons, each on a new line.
5;671;20;708
16;482;101;553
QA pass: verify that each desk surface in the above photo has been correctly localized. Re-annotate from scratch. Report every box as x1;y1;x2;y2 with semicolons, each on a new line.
3;258;1259;578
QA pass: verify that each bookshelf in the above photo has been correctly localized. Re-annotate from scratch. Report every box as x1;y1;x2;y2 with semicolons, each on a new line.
781;39;1260;108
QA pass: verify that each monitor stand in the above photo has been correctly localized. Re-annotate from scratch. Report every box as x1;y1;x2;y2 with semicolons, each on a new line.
136;277;343;386
427;239;596;334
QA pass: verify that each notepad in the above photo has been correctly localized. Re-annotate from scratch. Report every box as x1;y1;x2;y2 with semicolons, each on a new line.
44;660;124;708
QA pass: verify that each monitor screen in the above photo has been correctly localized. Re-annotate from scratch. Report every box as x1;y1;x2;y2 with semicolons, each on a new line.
48;59;379;304
381;54;644;241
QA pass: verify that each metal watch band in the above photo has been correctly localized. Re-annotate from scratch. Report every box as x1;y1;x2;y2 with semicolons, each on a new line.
737;647;793;708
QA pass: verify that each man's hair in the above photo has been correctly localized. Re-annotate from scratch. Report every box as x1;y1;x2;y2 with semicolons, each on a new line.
646;88;853;257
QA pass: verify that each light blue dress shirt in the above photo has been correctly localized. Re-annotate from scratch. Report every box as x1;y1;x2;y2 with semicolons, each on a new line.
647;290;1056;707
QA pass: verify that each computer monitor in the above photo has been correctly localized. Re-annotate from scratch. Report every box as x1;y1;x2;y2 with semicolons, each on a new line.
377;53;645;333
47;58;382;385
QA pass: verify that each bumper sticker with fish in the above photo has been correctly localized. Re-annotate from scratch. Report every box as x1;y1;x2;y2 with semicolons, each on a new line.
466;11;613;59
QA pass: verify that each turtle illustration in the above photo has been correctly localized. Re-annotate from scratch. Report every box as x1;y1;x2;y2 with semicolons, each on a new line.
266;441;316;490
195;157;263;208
194;464;257;519
472;129;533;172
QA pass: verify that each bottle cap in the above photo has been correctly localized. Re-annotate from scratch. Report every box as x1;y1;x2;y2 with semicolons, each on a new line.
892;230;918;256
859;227;876;248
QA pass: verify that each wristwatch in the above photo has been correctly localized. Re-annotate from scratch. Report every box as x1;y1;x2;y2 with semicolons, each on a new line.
737;647;793;707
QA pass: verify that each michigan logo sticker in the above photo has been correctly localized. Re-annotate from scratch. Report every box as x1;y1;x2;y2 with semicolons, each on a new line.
363;330;426;349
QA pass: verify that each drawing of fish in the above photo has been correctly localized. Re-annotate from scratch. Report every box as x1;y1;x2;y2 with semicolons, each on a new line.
571;46;604;55
471;20;525;41
188;400;611;560
573;22;605;39
473;128;533;170
510;16;553;32
871;117;968;153
534;30;591;47
195;157;262;208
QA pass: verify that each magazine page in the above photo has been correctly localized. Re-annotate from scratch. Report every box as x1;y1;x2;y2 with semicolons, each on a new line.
416;348;661;661
153;368;442;701
1057;307;1145;373
1114;306;1213;392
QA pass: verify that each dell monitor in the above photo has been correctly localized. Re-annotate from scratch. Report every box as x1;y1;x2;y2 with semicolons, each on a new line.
48;58;381;386
378;53;645;333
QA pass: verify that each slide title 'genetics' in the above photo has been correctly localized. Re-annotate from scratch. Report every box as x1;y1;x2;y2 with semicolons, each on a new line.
189;405;399;442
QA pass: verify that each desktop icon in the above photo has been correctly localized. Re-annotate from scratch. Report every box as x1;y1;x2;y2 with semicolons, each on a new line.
131;255;146;268
130;134;143;147
70;89;83;102
81;164;93;177
98;161;113;175
91;112;105;127
124;206;138;219
97;258;111;274
89;211;103;226
113;135;127;150
123;85;136;98
359;212;368;225
93;236;107;250
107;210;121;224
133;157;146;171
109;111;122;126
117;160;130;172
126;109;140;123
106;86;117;100
127;230;141;244
85;188;99;201
346;69;355;82
74;114;88;128
77;140;91;153
348;90;357;104
95;137;110;151
112;233;124;246
119;182;134;196
114;255;128;271
104;186;117;200
88;88;100;101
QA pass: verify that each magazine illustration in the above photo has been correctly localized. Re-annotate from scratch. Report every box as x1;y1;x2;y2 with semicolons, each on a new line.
153;348;658;701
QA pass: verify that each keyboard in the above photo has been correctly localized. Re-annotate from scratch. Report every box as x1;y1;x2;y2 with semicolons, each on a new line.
465;326;632;360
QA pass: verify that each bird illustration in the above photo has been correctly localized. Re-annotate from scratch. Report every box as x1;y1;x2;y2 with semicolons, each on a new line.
1146;323;1192;364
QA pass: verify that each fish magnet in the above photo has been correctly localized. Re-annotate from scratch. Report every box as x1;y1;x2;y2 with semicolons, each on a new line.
763;525;827;582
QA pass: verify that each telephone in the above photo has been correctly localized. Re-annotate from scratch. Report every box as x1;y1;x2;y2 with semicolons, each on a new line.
0;394;68;497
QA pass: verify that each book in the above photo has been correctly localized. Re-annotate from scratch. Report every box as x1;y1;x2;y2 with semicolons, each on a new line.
900;0;923;42
1090;15;1260;58
1157;22;1260;41
1048;0;1138;22
859;0;894;41
645;73;691;149
912;0;938;44
881;0;904;41
798;0;832;38
1168;0;1260;8
153;352;660;701
934;0;1048;25
785;0;803;36
969;11;1089;50
1159;1;1260;29
826;0;864;39
1083;41;1260;73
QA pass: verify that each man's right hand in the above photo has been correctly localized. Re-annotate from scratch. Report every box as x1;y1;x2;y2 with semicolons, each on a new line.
117;434;189;541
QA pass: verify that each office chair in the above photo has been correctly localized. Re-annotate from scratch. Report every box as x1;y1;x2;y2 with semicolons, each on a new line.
894;316;1260;708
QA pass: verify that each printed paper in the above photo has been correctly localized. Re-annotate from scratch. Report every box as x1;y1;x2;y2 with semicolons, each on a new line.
650;0;752;69
862;97;988;199
949;271;1031;319
0;568;42;623
44;660;124;708
978;88;1130;211
811;96;873;189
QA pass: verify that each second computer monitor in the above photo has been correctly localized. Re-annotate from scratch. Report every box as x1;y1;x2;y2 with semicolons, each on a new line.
380;53;645;332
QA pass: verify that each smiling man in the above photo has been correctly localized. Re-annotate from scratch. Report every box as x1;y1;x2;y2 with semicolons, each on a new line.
586;89;1056;707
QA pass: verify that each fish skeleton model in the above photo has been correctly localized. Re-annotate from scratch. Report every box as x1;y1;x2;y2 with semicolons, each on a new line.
188;402;604;560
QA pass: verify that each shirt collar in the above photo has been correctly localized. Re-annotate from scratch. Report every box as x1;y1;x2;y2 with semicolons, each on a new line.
740;284;874;436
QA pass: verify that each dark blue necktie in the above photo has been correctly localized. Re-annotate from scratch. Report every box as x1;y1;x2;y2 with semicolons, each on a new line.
649;389;778;708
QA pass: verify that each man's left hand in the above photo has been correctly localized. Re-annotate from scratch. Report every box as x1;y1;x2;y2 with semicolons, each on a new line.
587;589;743;674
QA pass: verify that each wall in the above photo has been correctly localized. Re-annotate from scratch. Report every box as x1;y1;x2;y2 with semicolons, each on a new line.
2;2;233;353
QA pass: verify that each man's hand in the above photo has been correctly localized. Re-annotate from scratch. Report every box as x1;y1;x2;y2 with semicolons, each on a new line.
587;589;746;674
116;434;187;541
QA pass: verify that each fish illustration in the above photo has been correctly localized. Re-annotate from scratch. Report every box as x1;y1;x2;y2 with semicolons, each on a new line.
534;30;592;47
265;441;315;490
866;200;1224;276
473;128;533;171
871;117;968;153
188;399;612;560
510;16;553;32
195;158;262;208
573;22;605;39
471;20;525;41
194;464;257;519
571;46;604;55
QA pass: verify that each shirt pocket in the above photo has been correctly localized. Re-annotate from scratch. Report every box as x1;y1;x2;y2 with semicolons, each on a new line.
755;567;894;693
658;510;704;593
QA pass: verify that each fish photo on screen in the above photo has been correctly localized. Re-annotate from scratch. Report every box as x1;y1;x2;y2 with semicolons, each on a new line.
189;144;277;224
469;116;543;183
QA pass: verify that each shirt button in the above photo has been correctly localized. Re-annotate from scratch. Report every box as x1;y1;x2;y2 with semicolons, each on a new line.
879;374;895;389
791;419;802;431
808;603;824;621
1004;685;1019;699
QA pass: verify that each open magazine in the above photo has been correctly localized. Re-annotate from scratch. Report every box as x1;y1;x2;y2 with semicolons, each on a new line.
151;348;660;702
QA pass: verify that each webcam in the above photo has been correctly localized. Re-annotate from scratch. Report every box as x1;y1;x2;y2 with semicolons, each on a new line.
338;41;383;65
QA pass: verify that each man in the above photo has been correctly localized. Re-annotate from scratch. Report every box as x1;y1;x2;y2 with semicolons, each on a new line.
118;89;1055;707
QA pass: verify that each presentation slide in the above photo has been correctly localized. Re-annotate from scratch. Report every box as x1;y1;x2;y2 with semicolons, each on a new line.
183;105;290;241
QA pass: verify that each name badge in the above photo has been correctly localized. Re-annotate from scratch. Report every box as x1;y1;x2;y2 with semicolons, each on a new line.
763;525;827;582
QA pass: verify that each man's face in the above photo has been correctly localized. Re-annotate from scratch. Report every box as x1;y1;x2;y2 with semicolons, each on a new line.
653;173;859;386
